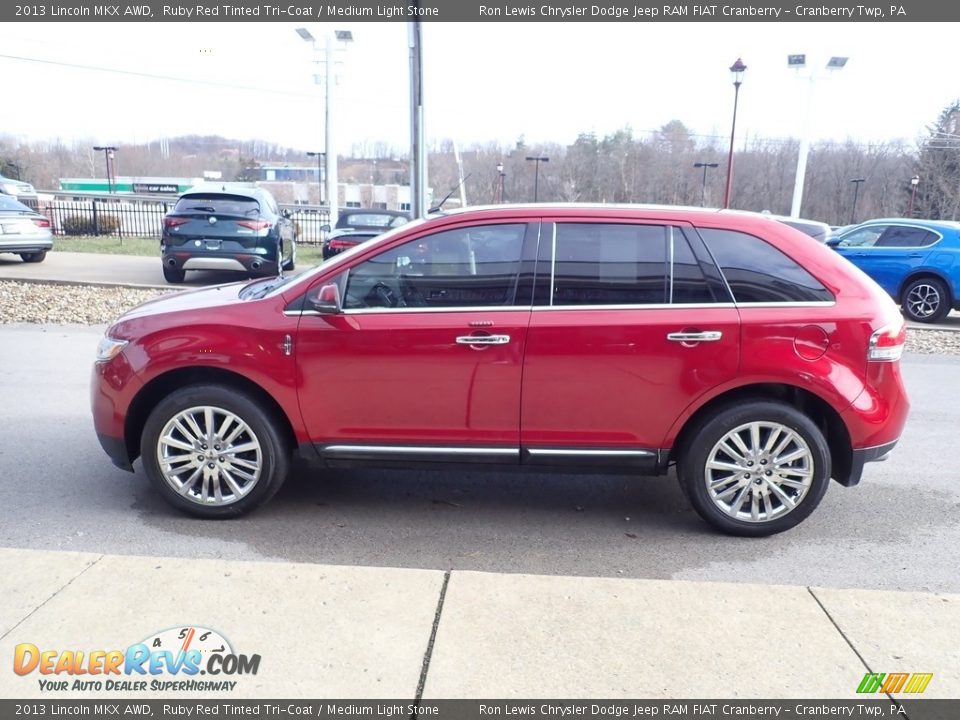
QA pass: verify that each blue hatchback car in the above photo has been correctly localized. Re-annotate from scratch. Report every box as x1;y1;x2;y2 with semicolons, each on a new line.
828;219;960;323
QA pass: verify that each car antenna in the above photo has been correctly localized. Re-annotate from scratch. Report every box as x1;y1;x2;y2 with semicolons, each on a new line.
428;173;471;214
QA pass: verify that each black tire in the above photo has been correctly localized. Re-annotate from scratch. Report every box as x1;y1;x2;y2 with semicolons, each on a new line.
677;400;831;537
901;277;951;323
140;385;291;519
20;250;47;263
163;264;185;284
281;242;296;272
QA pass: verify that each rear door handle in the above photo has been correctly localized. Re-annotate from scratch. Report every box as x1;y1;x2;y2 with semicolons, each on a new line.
456;335;510;346
667;331;723;343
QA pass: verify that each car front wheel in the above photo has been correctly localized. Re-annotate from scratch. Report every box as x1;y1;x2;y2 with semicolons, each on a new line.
678;401;831;537
902;277;950;323
140;385;290;518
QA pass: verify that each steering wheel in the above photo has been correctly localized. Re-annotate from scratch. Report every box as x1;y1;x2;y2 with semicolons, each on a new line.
399;275;428;307
366;282;399;308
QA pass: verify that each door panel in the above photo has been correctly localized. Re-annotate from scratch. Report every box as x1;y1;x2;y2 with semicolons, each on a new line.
296;310;529;446
295;220;537;452
521;307;740;449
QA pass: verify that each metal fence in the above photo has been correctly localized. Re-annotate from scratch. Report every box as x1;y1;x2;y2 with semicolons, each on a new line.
26;194;332;246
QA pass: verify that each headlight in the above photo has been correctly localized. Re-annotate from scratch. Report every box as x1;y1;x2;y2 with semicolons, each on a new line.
96;336;128;362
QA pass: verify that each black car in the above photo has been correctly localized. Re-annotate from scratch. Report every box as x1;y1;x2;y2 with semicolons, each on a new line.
321;208;410;259
161;184;296;283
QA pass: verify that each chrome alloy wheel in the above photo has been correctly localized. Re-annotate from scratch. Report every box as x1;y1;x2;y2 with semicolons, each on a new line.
905;283;942;319
704;421;814;524
156;405;263;506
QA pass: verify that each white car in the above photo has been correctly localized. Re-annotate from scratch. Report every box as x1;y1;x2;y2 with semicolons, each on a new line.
0;174;38;201
0;195;53;263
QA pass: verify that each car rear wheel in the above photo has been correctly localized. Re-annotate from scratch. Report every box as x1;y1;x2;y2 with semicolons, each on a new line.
140;385;290;518
20;251;46;263
163;265;185;283
902;277;950;323
678;401;830;537
281;242;296;272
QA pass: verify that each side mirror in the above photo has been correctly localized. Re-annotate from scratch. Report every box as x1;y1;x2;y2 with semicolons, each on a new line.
309;283;342;314
826;238;841;248
282;209;291;219
320;224;331;233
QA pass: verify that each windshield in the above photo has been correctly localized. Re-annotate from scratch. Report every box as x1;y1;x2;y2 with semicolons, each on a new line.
339;212;409;229
173;194;260;216
261;216;431;299
0;195;34;213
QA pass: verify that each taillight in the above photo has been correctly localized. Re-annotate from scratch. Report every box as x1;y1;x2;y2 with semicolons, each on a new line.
328;239;355;250
163;217;189;229
31;217;50;228
868;322;906;362
237;220;272;231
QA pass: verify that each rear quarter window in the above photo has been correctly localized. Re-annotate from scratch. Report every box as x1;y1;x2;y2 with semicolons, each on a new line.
698;228;834;303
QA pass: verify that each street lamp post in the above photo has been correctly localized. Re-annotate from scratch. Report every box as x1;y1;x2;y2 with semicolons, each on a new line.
908;175;920;217
92;146;117;194
723;58;746;209
694;161;719;207
525;156;549;202
849;177;865;224
297;27;353;227
496;162;506;203
789;54;849;218
306;151;325;204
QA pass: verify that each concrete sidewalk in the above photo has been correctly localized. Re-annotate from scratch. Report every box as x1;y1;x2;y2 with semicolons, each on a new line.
1;548;956;700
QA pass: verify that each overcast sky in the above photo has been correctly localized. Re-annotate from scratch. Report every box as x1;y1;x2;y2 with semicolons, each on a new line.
1;21;957;154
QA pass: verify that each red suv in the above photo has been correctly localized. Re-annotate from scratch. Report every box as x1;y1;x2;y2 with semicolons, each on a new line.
91;206;909;536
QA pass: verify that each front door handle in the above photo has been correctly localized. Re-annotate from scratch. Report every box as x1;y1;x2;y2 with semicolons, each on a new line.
667;331;723;344
455;334;510;346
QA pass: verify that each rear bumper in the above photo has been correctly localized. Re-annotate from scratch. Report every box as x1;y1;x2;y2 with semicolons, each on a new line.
0;238;53;253
840;439;899;487
162;252;278;275
97;432;134;472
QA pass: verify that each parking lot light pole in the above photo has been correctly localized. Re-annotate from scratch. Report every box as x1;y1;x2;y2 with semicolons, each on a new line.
297;27;352;227
723;59;746;209
789;55;849;218
908;175;920;217
849;177;865;224
306;151;325;204
525;156;549;202
92;146;117;194
496;162;505;203
694;161;719;207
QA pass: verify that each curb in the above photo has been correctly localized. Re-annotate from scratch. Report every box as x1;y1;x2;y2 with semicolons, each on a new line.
0;276;176;291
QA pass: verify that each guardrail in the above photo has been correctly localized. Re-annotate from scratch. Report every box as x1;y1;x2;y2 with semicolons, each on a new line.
23;194;332;246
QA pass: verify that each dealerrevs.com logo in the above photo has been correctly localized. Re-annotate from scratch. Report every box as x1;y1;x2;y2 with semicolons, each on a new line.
13;626;260;693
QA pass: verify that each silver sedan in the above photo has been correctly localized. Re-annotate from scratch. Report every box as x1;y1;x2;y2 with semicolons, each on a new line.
0;195;53;263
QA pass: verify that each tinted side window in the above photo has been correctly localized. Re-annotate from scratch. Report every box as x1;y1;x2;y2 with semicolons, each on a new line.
838;226;886;248
672;230;716;303
874;226;939;248
553;223;667;305
343;223;525;309
698;228;834;303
